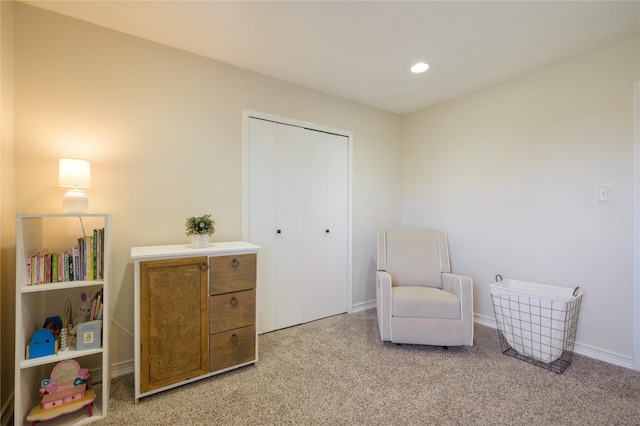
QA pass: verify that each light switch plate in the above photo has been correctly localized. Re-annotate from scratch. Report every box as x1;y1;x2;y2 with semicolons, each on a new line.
596;184;612;203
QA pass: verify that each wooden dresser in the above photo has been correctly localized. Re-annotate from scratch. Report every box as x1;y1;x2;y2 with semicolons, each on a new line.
131;242;259;402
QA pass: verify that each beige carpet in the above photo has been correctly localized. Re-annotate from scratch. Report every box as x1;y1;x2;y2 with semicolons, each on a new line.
95;309;640;425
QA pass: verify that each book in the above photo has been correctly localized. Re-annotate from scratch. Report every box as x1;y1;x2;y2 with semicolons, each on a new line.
51;253;58;283
38;254;47;284
72;247;79;281
33;252;40;285
93;229;98;280
95;289;104;320
67;252;74;281
26;256;32;286
84;236;93;280
63;253;70;282
58;252;64;282
97;228;104;279
89;297;98;321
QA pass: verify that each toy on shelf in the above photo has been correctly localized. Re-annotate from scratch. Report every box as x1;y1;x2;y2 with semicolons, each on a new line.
76;320;102;351
26;317;62;360
69;291;93;335
26;359;96;425
69;290;103;333
60;300;73;352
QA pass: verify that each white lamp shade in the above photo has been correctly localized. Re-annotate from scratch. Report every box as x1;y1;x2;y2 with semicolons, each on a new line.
59;159;91;188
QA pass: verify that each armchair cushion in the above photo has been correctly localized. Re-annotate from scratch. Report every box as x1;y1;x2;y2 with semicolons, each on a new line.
384;228;447;288
392;286;460;319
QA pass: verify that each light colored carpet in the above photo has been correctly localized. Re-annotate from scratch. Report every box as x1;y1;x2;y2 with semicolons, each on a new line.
95;309;640;425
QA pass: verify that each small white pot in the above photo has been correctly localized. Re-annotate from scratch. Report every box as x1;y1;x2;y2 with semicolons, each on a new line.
190;234;210;249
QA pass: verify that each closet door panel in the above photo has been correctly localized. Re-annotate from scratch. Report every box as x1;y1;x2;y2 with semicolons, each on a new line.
325;134;349;316
276;124;305;329
248;118;278;334
303;130;329;323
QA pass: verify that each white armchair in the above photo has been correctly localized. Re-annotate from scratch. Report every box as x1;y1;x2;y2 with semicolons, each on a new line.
376;228;473;346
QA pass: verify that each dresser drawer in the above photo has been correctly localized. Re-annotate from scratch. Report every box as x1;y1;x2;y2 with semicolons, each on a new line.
210;325;256;372
210;289;256;334
209;254;256;295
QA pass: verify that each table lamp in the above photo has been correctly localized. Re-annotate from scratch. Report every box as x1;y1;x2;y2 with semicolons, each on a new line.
59;158;91;213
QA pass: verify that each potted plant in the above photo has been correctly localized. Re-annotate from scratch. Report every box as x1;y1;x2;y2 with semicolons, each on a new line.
185;214;215;248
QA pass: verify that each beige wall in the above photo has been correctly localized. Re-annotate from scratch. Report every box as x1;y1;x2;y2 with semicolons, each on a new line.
7;1;638;386
13;4;403;370
403;36;639;360
1;0;15;423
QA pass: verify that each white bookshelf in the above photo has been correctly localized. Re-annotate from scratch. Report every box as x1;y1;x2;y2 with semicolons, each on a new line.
14;214;111;425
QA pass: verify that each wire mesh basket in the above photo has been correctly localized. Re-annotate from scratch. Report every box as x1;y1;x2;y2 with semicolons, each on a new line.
490;276;583;374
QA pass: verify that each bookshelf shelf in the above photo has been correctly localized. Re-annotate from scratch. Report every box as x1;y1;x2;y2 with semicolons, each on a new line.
14;213;111;425
20;280;104;294
19;348;104;369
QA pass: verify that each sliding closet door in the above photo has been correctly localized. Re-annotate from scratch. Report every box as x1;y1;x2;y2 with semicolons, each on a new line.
248;116;348;334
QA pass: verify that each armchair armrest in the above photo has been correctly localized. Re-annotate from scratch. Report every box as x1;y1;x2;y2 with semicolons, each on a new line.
376;271;392;341
442;272;474;345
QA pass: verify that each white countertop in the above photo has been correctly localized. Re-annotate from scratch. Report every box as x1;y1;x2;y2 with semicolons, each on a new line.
131;241;259;260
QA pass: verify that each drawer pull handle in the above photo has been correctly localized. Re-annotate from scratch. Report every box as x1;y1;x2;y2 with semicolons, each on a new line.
230;296;239;306
231;258;240;268
200;261;208;272
231;333;239;344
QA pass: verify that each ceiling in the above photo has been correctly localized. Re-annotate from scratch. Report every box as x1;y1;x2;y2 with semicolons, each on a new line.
21;0;640;115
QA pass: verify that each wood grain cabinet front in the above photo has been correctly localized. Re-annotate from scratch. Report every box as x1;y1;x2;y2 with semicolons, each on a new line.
209;254;257;372
210;325;256;372
139;256;209;394
132;242;259;402
209;289;256;334
209;253;256;294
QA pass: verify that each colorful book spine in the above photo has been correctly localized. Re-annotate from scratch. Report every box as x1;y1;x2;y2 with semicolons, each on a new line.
51;253;58;283
93;229;98;280
78;238;87;280
43;254;50;284
58;252;64;282
26;256;32;285
75;247;81;280
39;252;44;284
86;236;93;280
90;297;98;321
65;251;73;281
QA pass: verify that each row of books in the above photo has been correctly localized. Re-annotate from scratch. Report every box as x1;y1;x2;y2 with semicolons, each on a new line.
89;288;105;322
26;228;105;285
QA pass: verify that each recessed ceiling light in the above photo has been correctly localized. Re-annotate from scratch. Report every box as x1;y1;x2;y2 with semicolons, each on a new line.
411;62;430;73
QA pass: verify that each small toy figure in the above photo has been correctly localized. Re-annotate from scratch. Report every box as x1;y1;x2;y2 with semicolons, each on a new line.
69;291;94;336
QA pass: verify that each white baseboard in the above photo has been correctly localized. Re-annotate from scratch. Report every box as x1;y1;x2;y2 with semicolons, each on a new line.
351;300;376;313
110;359;134;378
474;313;635;370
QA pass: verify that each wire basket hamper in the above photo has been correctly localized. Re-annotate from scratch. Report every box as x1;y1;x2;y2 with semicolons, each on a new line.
490;276;583;374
